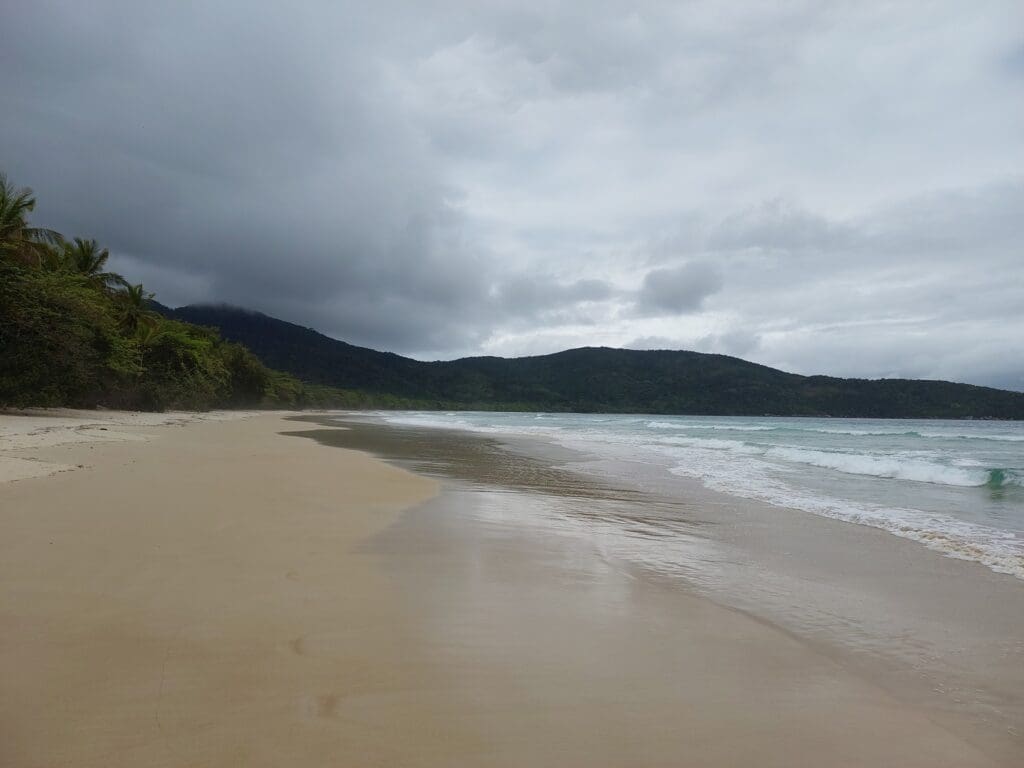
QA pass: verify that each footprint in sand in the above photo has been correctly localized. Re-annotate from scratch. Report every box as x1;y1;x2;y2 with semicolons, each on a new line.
314;694;339;718
299;693;341;718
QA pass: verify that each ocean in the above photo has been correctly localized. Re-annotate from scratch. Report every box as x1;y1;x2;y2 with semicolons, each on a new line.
375;411;1024;580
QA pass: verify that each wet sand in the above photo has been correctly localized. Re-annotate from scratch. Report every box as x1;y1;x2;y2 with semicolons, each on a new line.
292;415;1024;765
0;412;1012;766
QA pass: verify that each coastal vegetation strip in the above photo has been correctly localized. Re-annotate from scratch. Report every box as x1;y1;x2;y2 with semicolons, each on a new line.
0;173;394;411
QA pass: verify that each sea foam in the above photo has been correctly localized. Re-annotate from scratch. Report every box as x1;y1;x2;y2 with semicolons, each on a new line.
371;410;1024;579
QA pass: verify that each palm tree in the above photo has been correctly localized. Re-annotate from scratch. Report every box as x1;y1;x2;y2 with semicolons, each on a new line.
0;173;63;264
38;242;68;272
118;282;158;333
135;321;166;347
62;237;126;289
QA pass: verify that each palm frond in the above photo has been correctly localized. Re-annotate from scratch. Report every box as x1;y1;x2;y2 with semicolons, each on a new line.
25;227;65;246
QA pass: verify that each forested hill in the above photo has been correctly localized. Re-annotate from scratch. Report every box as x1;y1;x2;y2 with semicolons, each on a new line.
166;304;1024;419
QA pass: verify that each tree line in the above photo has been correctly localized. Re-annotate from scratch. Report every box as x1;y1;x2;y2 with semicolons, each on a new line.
0;172;346;410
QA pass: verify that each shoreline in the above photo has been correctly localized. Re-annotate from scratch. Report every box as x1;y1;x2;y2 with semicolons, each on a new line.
297;413;1024;763
1;411;1018;765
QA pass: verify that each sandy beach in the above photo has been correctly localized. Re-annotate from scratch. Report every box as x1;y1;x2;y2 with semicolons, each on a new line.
0;412;1015;766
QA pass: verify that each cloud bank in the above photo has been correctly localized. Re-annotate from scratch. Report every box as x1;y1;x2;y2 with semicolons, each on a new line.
3;1;1022;387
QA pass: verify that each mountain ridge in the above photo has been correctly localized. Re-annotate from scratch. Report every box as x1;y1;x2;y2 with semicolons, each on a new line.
159;303;1024;419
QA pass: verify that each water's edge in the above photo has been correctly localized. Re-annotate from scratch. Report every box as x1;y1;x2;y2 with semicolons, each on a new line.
285;413;1024;761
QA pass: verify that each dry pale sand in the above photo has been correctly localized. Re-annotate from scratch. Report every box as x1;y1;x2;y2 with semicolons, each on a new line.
0;413;1008;766
0;408;254;483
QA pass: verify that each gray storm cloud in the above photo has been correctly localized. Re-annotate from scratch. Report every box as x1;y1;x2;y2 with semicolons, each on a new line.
2;1;1022;385
636;262;724;315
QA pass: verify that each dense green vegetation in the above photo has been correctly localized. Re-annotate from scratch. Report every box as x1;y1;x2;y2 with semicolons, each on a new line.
0;173;365;411
170;305;1024;419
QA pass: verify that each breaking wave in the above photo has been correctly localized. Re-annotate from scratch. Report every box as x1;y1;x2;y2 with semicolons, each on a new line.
371;410;1024;579
765;447;1020;488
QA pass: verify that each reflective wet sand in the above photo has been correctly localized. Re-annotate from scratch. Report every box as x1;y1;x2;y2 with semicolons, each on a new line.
292;415;1024;765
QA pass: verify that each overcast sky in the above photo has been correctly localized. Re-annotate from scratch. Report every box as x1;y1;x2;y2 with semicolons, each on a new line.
3;1;1022;388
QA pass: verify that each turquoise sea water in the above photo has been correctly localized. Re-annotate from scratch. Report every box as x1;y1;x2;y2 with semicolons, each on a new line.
376;412;1024;579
